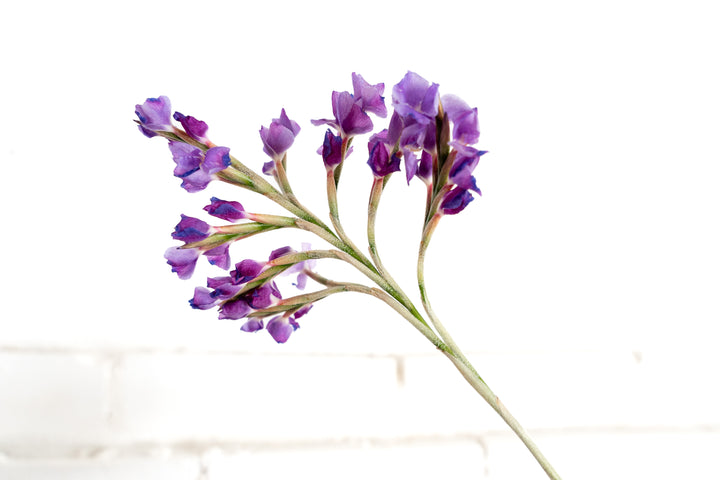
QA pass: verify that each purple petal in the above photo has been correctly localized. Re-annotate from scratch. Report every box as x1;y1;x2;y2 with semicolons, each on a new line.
442;94;479;144
367;140;400;178
240;318;264;333
164;247;200;280
203;147;231;174
168;141;203;177
231;259;264;284
135;96;172;136
190;287;217;310
172;215;210;243
204;243;231;270
439;188;475;215
173;111;209;142
333;91;373;136
266;316;295;343
320;129;343;168
204;197;245;222
352;73;387;118
260;110;300;160
218;298;251;320
269;246;294;261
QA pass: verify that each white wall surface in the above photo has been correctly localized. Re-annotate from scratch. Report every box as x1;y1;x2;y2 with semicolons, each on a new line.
1;0;719;478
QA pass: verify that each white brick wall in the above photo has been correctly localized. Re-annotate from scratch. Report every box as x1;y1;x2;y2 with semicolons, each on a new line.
3;1;720;478
2;346;719;479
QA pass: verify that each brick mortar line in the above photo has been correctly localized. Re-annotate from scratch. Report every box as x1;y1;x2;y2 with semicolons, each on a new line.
1;426;719;461
0;345;643;359
0;434;489;461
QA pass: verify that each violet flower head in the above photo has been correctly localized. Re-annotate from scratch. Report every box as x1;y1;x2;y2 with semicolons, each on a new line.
203;197;245;222
135;96;172;137
260;109;301;161
448;143;486;194
172;215;211;244
168;142;231;192
164;246;200;280
204;243;231;270
173;111;209;143
319;129;344;169
352;73;387;118
367;131;400;178
240;318;264;333
190;286;217;310
442;94;479;145
312;92;371;137
439;187;475;215
392;72;440;124
231;259;264;284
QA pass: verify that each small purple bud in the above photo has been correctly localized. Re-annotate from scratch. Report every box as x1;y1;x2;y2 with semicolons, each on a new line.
319;129;343;168
439;188;475;215
164;246;200;280
204;197;245;222
367;139;400;178
269;246;294;261
173;111;209;143
172;215;210;244
135;96;172;137
260;109;301;160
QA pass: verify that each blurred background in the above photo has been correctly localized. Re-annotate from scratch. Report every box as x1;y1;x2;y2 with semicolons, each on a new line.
1;0;719;478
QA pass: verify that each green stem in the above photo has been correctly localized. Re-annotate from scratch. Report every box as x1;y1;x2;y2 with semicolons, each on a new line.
418;214;561;479
442;351;562;480
417;213;471;368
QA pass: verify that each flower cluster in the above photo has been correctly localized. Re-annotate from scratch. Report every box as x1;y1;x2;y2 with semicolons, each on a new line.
135;70;487;343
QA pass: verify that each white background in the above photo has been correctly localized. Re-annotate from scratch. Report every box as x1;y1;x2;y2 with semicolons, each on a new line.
1;0;719;478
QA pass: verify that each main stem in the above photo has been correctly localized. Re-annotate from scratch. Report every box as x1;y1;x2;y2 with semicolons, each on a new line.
418;214;561;480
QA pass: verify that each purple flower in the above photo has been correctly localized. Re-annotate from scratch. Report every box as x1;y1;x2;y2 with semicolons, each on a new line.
352;73;387;118
203;197;245;222
312;91;373;137
442;94;479;145
439;187;475;215
392;72;440;124
266;315;299;343
135;96;172;137
190;287;218;310
246;283;281;309
173;111;209;143
164;246;200;280
367;132;400;178
449;143;486;194
240;318;264;333
260;109;301;161
269;246;294;261
168;142;231;192
319;129;344;168
172;215;211;244
204;243;231;270
230;259;264;284
218;297;252;320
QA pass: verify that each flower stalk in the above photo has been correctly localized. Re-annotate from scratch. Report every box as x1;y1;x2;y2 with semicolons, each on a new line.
137;71;562;479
